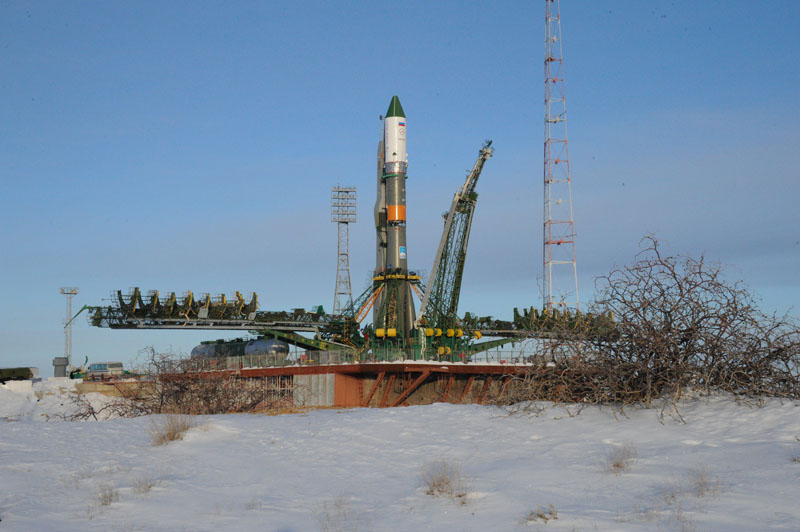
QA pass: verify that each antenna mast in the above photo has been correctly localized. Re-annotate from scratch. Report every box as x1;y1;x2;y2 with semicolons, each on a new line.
543;0;579;311
331;185;357;315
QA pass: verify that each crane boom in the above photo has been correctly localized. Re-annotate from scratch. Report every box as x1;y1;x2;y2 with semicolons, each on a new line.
417;141;493;328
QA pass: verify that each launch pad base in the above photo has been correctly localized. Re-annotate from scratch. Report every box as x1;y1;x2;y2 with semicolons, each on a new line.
83;362;534;409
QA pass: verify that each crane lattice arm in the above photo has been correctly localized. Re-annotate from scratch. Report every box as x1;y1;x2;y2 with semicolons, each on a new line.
416;141;493;329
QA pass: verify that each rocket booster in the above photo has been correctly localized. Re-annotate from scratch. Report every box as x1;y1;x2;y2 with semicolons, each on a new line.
382;95;409;272
374;95;416;335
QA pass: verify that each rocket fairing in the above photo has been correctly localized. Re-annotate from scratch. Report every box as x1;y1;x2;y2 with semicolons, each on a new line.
383;98;408;173
373;95;416;337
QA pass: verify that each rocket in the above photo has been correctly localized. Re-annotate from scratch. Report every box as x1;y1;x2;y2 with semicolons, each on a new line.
373;95;416;338
382;95;409;272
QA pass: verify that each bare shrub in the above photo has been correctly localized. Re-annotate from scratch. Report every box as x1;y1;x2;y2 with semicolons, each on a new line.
631;502;659;522
97;484;119;506
132;476;157;494
672;502;697;532
687;466;721;498
619;473;708;532
496;236;800;411
660;484;682;507
638;468;720;530
110;524;148;532
660;482;699;532
315;496;368;532
526;503;558;523
605;443;638;474
54;348;296;421
105;348;293;416
47;392;150;422
150;414;196;445
420;460;468;503
619;495;693;530
244;497;261;511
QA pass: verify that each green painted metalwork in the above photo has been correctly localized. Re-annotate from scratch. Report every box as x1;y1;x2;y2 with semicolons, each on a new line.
418;141;493;332
259;329;338;352
463;337;516;355
65;305;91;328
385;95;406;118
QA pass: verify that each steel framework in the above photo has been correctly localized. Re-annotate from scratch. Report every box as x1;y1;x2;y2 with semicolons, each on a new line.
89;288;614;345
543;0;579;311
331;185;357;315
60;287;79;366
417;141;493;330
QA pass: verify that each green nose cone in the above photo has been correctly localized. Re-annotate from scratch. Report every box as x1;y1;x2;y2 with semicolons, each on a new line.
386;95;406;118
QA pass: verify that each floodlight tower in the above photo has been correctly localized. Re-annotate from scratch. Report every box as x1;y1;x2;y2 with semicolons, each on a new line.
543;0;579;311
331;185;357;314
60;287;79;366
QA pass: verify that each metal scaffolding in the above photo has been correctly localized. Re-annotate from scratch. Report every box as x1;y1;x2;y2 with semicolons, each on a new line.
543;0;579;311
331;185;357;315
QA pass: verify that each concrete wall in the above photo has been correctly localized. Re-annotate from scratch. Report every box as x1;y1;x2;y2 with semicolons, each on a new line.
293;373;335;407
75;381;142;397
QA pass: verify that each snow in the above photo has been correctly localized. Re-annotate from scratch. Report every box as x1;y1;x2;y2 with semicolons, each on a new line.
0;378;113;422
1;381;799;531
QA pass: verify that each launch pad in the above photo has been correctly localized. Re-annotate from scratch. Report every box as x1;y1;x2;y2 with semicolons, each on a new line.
86;95;613;366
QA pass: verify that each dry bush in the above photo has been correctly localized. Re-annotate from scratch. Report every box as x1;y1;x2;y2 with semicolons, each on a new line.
605;443;638;474
420;460;468;503
643;468;719;530
631;502;659;523
47;392;151;422
315;496;369;532
97;484;119;506
128;348;295;415
619;471;710;532
620;494;695;530
55;348;296;421
687;466;721;498
496;236;800;412
150;414;196;445
659;483;682;507
132;476;157;494
526;504;558;523
672;503;697;532
244;497;262;511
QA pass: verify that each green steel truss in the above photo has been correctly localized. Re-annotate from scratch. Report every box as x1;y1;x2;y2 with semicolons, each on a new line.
417;141;494;331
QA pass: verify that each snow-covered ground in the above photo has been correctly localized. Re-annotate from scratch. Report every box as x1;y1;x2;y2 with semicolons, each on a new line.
0;378;114;422
1;379;799;531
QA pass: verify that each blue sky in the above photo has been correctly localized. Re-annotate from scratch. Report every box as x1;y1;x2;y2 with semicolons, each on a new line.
2;1;799;372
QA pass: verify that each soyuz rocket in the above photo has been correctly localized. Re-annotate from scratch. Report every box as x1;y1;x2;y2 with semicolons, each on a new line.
373;96;416;338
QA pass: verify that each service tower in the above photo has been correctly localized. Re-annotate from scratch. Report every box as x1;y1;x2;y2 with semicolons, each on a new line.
373;96;418;344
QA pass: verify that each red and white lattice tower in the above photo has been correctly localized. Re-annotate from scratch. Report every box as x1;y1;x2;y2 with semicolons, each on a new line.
543;0;579;312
